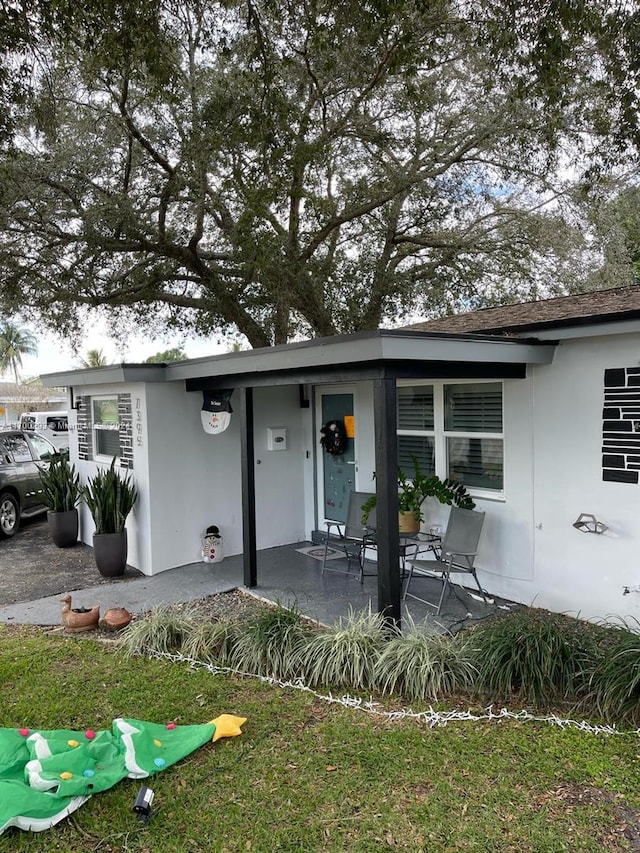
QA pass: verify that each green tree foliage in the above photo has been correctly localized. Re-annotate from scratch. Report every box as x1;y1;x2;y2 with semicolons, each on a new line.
0;321;37;381
76;348;108;368
144;347;187;363
586;186;640;290
0;0;638;347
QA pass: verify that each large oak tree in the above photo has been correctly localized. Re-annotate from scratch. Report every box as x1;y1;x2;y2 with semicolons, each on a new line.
0;0;638;346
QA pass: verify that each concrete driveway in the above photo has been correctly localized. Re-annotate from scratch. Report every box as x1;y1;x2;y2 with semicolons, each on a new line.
0;516;142;608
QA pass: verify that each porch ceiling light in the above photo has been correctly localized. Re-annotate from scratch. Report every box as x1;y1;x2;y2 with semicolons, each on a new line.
572;513;608;534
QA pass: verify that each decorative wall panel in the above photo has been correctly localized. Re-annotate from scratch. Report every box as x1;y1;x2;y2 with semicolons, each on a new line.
602;367;640;484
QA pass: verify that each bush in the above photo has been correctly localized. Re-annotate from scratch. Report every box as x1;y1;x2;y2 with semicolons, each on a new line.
470;609;600;705
120;598;640;728
225;602;310;680
586;620;640;725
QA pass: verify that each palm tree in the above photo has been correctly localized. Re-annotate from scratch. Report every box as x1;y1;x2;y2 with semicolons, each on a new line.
0;322;38;382
77;348;108;368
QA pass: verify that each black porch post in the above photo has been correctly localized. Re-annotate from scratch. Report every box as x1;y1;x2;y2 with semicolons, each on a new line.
239;386;257;587
373;377;401;626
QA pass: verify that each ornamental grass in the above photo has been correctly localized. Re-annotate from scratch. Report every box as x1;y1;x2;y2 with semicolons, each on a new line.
585;619;640;725
299;606;388;690
118;603;200;656
118;598;640;725
224;602;311;679
373;614;477;702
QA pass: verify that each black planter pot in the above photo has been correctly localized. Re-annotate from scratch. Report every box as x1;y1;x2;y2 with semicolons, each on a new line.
47;509;79;548
93;530;128;577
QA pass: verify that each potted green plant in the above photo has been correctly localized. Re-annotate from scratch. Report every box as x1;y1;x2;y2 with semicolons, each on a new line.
82;458;138;577
362;456;475;534
38;455;82;547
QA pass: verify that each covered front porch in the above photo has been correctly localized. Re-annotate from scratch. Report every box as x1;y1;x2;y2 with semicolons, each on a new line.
174;330;554;625
190;541;517;632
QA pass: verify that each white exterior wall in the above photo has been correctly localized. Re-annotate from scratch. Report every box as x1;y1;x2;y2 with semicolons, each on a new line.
71;383;151;574
353;332;640;624
252;386;308;549
143;382;307;574
529;333;640;622
70;381;309;576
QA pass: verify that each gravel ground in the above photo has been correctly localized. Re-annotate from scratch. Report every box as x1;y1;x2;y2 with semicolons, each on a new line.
0;516;143;607
165;588;276;623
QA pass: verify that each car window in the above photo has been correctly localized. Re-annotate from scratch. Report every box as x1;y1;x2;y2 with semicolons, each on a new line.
3;434;33;463
0;438;11;464
47;416;68;432
27;433;57;462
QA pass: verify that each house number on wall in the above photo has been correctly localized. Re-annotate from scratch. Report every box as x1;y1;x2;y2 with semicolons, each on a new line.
135;398;144;448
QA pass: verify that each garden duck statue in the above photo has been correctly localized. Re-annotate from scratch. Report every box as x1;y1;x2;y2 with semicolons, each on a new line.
60;595;100;632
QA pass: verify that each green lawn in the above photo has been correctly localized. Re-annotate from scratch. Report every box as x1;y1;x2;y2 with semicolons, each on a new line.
0;627;638;852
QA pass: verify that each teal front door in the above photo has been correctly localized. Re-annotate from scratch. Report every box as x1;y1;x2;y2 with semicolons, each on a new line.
319;391;355;524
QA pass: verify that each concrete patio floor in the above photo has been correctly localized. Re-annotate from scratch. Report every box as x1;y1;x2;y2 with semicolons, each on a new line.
0;539;517;632
217;543;517;631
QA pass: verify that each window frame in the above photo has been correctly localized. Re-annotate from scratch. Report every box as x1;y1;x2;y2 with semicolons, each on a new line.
396;384;436;476
397;379;505;499
91;396;121;463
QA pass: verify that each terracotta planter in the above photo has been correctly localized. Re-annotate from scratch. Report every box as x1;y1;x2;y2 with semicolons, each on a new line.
47;509;79;548
103;607;133;631
398;510;420;534
93;530;128;577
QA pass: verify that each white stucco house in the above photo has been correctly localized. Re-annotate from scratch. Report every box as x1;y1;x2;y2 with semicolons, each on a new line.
42;285;640;624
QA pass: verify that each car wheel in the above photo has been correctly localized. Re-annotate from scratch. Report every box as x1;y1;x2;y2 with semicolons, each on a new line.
0;492;20;538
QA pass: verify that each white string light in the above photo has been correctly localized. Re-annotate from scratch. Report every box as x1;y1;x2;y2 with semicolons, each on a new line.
148;650;639;738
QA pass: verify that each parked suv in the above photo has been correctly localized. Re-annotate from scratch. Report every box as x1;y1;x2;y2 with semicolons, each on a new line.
0;430;61;538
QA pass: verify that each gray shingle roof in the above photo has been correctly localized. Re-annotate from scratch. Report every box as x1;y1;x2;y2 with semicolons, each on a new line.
405;285;640;335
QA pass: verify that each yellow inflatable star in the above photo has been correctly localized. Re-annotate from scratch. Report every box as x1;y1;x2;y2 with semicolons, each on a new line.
210;714;247;742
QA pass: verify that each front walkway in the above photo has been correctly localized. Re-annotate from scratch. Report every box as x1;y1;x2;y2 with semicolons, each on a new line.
0;541;516;632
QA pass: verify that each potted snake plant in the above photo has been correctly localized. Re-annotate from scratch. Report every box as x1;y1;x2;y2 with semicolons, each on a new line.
82;458;138;577
38;455;82;547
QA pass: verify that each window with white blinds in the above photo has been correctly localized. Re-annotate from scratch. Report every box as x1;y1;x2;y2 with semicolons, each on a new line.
396;381;504;493
444;383;502;433
398;386;434;431
444;383;503;490
397;385;435;475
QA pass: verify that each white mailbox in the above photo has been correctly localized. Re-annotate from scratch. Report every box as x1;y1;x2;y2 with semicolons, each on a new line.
267;427;288;451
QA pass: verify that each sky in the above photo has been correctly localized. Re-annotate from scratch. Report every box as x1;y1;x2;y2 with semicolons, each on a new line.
16;317;229;382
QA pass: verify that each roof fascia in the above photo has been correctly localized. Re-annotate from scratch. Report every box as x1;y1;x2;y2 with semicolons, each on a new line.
40;330;555;389
41;364;167;388
168;332;554;384
184;360;529;391
523;318;640;341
